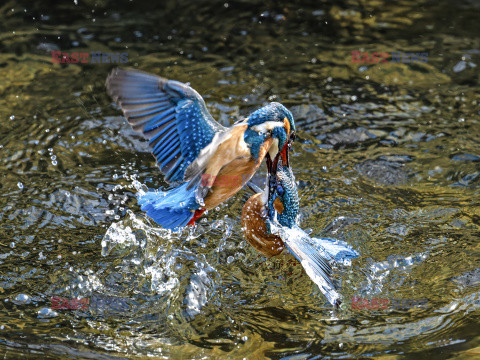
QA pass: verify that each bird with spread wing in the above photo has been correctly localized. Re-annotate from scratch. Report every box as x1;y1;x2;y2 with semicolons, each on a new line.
106;68;295;229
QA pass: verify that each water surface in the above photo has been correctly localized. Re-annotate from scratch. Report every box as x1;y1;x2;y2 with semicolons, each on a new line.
1;0;480;359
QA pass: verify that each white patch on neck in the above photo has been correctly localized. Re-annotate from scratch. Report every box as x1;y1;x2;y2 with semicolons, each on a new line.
268;138;279;157
251;121;283;134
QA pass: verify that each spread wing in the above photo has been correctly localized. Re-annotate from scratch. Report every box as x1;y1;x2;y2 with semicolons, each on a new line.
106;68;226;184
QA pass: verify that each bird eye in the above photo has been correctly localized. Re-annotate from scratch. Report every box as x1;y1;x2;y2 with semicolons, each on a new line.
276;185;284;196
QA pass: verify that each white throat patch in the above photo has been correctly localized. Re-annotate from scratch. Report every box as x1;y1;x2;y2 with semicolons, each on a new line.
268;138;279;157
251;121;284;134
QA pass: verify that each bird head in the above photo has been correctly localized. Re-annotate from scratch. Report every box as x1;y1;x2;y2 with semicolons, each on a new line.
244;102;296;172
266;161;299;229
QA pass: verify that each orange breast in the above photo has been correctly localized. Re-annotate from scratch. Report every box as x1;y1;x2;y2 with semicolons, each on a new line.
241;193;284;257
203;137;273;210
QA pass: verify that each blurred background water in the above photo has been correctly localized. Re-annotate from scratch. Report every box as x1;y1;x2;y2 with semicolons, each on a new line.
0;0;479;358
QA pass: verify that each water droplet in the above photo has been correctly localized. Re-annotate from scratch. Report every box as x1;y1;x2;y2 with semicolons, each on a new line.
9;115;15;120
38;307;58;319
227;256;234;264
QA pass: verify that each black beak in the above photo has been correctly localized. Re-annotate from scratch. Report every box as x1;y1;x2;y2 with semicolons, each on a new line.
266;152;281;204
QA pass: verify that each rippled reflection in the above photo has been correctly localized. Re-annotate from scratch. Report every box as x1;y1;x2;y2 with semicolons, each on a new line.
0;0;479;358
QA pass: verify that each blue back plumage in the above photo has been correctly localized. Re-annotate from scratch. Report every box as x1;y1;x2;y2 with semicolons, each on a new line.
107;69;225;184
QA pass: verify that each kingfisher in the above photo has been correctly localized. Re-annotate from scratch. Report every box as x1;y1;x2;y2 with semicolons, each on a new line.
106;68;295;229
241;159;359;307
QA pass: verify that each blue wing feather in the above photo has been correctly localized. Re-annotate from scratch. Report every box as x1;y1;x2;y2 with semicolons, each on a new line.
160;147;182;168
153;134;179;154
106;68;226;184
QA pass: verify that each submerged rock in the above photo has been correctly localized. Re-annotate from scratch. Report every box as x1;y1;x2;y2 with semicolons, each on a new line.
355;159;408;185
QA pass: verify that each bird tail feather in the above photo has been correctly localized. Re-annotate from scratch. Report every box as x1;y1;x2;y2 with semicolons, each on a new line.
137;182;198;230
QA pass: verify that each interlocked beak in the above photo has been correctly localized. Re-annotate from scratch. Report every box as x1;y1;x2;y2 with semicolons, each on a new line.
266;130;295;201
266;130;295;216
266;152;280;207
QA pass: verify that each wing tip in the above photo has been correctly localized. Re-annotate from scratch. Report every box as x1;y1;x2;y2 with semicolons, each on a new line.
105;67;169;101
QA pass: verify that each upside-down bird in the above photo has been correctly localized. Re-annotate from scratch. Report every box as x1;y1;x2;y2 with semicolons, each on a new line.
106;68;295;229
241;161;358;306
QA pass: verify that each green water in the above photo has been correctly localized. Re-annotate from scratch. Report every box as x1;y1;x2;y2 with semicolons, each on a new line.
1;0;479;359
